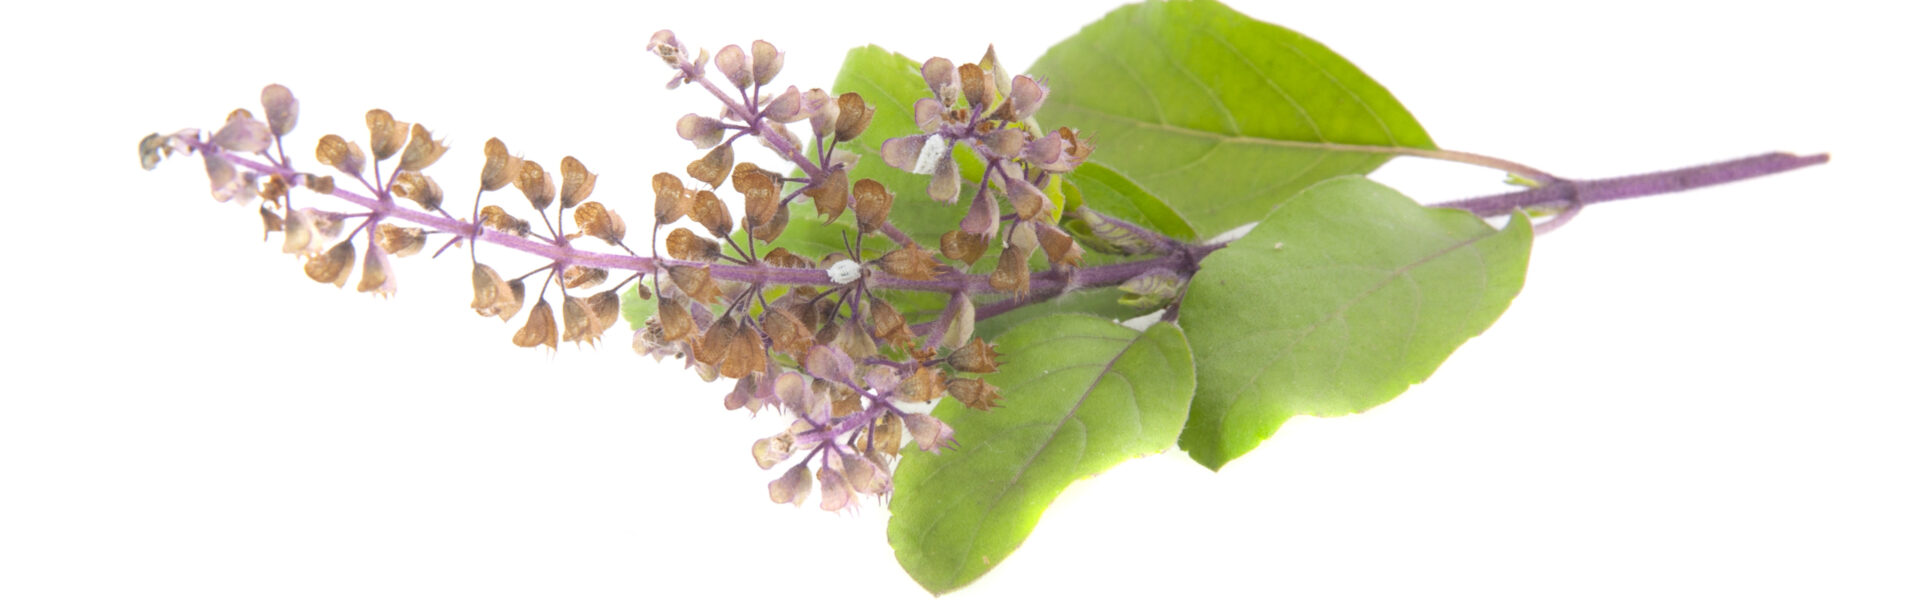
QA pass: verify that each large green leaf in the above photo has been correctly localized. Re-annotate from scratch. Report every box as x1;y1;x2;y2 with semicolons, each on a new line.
1029;0;1436;239
888;314;1195;594
1064;160;1197;241
1177;177;1531;470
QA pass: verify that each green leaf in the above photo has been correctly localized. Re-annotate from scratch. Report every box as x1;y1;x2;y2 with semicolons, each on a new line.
1029;0;1436;239
1064;161;1197;241
889;315;1195;594
619;283;656;331
1176;176;1531;470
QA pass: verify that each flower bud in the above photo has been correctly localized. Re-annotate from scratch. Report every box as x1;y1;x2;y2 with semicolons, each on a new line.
652;172;688;225
572;201;626;245
715;44;750;89
1119;268;1184;310
398;124;448;172
981;45;1014;99
316;134;365;177
833;92;872;142
686;144;733;189
676;114;724;149
852;178;892;235
304;241;356;288
947;378;1003;411
212;117;272;153
751;40;784;87
559;156;597;209
921;57;960;106
260;84;298;137
689;189;732;238
479;138;523;192
514;159;555;211
817;466;852;512
902;414;955;453
365;109;408;161
1008;75;1048;121
806;88;839;135
769;462;811;506
513;299;559;350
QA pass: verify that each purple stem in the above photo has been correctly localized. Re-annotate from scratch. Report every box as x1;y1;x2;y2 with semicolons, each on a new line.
1435;152;1828;218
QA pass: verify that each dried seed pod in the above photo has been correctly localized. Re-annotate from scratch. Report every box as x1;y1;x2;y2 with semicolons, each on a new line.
807;88;840;136
988;246;1031;295
833;92;872;142
281;208;339;256
512;299;559;350
470;263;521;320
762;247;812;270
375;223;426;258
559;156;597;209
762;86;803;123
947;378;1003;411
657;298;694;342
1007;177;1048;221
398;123;448;172
960;186;1000;237
733;166;780;227
668;265;722;304
878;244;939;280
686;144;733;189
751;40;784;86
315;134;365;176
259;175;289;206
561;295;604;346
753;432;796;470
928;152;961;204
562;265;607;289
882;133;930;172
1008;220;1039;255
305;175;335;195
868;299;911;348
715;44;750;89
572;201;626;244
1039;223;1083;267
689;189;733;238
958;62;988;110
949;338;1001;374
514;159;554;211
750;203;789;244
138;132;169;171
479;205;530;237
260;84;298;137
259;206;284;239
872;412;904;456
665;228;722;262
389;171;443;211
816;466;853;512
895;367;946;404
480;138;523;192
852;178;892;235
902;414;955;453
720;319;766;379
676;114;724;149
834;321;878;360
357;246;395;296
365;109;408;161
761;307;812;356
803;168;850;224
940;230;989;265
830;384;862;418
304;241;356;288
652;172;688;225
697;315;738;365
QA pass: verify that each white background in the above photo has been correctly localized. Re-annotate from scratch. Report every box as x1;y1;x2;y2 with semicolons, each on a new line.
4;0;1914;598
